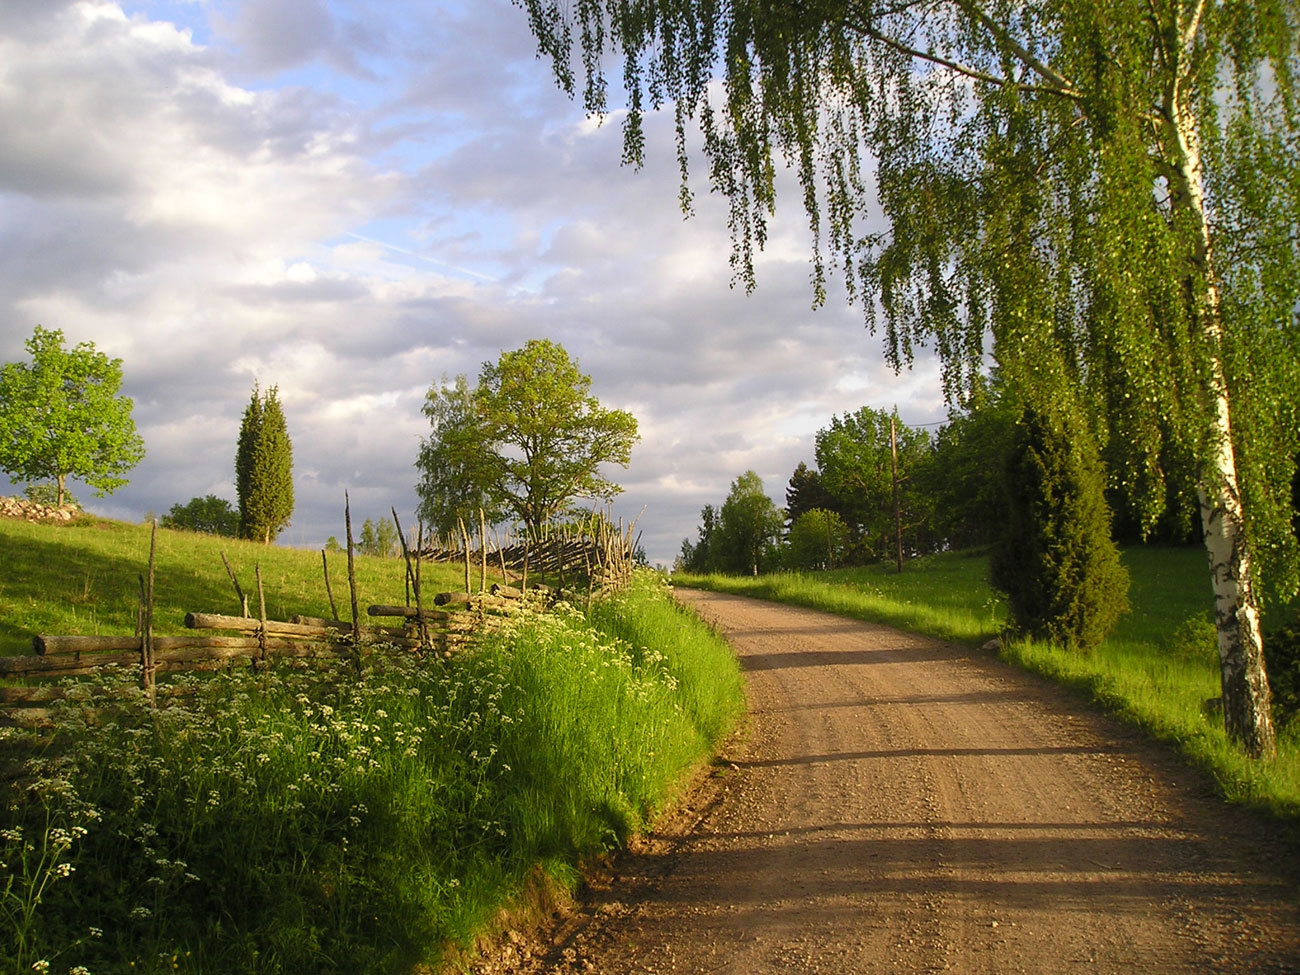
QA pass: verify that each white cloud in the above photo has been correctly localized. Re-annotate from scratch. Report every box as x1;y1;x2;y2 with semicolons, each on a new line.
1;0;948;566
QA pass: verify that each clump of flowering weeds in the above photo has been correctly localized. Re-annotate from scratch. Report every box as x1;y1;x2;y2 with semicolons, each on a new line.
1;571;743;973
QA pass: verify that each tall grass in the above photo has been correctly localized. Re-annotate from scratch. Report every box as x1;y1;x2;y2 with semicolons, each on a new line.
676;547;1300;820
1;571;744;974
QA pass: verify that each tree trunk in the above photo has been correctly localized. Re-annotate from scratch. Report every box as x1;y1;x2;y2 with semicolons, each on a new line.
56;473;66;507
1167;78;1276;758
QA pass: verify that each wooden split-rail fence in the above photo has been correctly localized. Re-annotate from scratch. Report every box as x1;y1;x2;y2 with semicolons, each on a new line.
0;502;641;728
421;513;642;594
0;585;550;727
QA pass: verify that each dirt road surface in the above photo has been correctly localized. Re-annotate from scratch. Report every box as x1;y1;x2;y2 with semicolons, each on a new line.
487;589;1300;974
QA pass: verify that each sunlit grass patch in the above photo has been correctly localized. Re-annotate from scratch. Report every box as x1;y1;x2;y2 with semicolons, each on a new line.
1;571;744;973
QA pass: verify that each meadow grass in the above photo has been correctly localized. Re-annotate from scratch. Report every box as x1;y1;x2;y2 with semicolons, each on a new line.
674;549;1005;644
0;516;479;654
1;556;744;974
675;546;1300;821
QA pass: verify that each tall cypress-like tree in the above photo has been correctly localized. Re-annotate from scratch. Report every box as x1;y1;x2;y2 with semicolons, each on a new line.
235;384;294;544
991;402;1130;652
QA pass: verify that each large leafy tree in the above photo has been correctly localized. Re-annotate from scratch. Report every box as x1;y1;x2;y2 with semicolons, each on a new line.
161;495;240;536
718;470;785;575
235;384;294;544
416;375;506;538
815;407;935;562
515;0;1300;756
0;326;145;506
417;339;639;541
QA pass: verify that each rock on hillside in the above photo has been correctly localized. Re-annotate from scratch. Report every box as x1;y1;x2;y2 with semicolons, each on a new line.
0;496;82;523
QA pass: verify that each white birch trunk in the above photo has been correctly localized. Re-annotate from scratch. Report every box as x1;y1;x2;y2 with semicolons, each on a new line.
1168;63;1276;758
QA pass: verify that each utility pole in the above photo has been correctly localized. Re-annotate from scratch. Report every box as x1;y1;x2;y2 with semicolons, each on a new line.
890;416;903;573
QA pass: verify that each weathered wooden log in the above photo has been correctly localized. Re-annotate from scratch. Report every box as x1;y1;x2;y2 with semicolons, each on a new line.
185;612;341;638
365;604;455;622
290;615;358;630
34;634;142;655
0;651;139;677
432;592;512;611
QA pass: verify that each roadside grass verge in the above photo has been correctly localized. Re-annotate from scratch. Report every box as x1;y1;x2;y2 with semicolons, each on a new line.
674;546;1300;821
674;549;1003;645
1;571;744;974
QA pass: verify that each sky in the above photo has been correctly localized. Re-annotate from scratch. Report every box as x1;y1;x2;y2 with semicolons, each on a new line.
0;0;948;566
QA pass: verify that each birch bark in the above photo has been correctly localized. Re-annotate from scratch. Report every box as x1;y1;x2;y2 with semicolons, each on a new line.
1164;32;1276;757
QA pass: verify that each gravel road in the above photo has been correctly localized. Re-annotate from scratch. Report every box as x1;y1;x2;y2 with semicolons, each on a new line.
482;588;1300;974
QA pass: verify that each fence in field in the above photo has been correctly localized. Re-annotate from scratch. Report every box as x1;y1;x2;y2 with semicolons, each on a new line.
0;504;640;727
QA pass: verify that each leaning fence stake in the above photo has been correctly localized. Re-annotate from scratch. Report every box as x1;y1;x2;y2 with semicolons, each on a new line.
321;549;339;621
345;492;360;645
255;564;268;668
220;550;248;618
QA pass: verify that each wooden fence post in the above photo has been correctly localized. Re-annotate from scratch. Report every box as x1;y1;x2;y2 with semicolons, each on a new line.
141;519;157;701
458;516;471;594
255;564;268;668
345;492;360;644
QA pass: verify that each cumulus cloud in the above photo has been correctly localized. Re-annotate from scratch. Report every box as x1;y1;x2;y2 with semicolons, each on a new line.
0;0;945;565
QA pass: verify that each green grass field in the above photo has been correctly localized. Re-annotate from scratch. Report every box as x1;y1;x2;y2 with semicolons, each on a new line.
675;546;1300;821
0;515;472;654
0;517;745;974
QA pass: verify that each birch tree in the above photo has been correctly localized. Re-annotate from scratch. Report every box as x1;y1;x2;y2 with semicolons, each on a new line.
514;0;1300;755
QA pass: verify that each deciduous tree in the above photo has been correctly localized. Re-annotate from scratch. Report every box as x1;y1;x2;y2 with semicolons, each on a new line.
418;340;638;541
0;326;144;505
161;495;239;536
815;407;935;563
416;375;505;538
515;0;1300;755
787;508;851;571
718;470;784;575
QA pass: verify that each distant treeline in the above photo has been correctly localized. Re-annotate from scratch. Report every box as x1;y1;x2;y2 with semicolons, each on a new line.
678;397;1204;576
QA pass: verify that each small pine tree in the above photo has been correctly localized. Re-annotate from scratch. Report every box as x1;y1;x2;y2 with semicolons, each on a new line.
235;384;294;544
991;403;1130;651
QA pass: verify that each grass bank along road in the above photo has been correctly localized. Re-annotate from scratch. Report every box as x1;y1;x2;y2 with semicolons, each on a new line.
503;589;1300;975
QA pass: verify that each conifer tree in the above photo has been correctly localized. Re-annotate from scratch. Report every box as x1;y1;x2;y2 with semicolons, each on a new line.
235;384;294;544
991;403;1130;652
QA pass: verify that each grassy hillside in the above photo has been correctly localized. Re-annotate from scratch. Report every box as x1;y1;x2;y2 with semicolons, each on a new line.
676;546;1300;820
0;518;745;974
0;514;475;655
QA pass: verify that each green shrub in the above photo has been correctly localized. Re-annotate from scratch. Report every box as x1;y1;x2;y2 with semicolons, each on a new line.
1265;610;1300;731
990;403;1130;651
